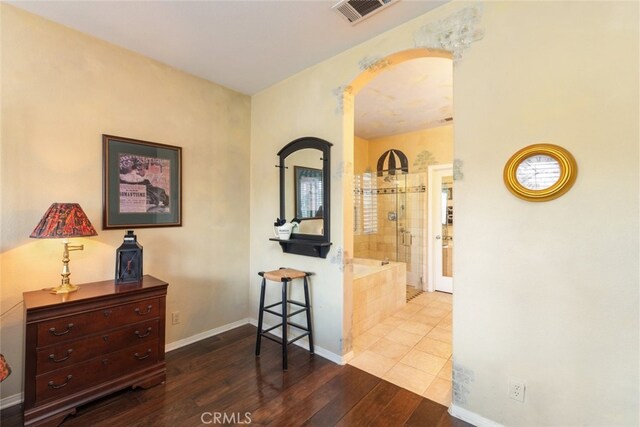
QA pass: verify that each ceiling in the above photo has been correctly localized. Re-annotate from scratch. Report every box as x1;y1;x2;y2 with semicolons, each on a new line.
355;56;453;139
11;0;452;139
10;0;448;96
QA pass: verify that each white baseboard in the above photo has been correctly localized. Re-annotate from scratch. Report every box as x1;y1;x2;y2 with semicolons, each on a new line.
449;404;504;427
248;318;347;365
165;318;251;352
0;392;23;410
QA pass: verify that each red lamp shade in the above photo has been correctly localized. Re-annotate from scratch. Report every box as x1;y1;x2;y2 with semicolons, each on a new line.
30;203;98;239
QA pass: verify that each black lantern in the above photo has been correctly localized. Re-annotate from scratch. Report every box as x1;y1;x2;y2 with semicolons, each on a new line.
115;230;143;284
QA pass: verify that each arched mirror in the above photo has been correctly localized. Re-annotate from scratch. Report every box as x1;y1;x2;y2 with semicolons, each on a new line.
272;137;332;258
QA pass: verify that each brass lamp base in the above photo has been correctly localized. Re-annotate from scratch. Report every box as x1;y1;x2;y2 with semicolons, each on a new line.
48;283;79;295
45;240;84;295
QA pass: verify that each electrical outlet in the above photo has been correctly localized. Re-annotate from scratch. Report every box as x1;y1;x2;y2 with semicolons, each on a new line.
509;378;526;402
171;311;181;325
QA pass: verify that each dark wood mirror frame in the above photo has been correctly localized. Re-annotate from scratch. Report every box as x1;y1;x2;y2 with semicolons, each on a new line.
270;136;332;258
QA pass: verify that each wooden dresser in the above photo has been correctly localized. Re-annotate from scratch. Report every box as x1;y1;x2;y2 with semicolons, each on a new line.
23;275;168;427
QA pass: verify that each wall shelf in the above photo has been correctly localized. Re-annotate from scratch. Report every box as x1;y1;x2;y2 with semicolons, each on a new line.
269;238;332;258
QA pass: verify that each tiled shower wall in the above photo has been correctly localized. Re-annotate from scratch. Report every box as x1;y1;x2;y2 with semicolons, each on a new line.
354;173;426;286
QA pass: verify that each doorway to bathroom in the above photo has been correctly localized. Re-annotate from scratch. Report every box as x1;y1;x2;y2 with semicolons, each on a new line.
352;54;453;298
347;50;455;406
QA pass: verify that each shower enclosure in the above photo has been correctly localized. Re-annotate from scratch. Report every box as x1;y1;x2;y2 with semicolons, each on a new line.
353;172;426;288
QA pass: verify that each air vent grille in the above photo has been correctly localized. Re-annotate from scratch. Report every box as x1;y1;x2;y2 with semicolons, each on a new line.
348;0;383;17
332;0;399;25
336;4;360;23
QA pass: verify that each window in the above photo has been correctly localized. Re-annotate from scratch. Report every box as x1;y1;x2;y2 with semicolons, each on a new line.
355;172;378;234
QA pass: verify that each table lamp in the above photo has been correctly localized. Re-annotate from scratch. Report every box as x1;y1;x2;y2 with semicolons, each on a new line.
30;203;98;294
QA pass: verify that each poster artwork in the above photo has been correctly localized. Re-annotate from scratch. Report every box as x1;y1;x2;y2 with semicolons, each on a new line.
119;154;171;213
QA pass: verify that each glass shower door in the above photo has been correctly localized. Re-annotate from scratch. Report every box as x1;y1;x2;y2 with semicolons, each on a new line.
395;173;425;289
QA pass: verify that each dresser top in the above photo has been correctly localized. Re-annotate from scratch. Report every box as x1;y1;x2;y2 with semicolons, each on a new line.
23;275;168;311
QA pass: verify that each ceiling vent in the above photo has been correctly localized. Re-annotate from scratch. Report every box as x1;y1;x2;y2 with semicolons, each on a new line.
332;0;400;25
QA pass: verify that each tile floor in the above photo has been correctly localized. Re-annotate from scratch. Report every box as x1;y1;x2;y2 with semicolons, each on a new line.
348;290;453;406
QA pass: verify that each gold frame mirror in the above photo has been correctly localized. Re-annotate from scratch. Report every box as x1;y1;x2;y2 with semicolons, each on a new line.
503;143;577;202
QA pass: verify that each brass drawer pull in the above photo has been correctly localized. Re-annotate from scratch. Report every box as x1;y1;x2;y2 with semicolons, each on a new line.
134;305;153;316
134;349;152;360
48;349;73;363
48;323;74;336
48;375;72;389
103;309;112;317
135;327;153;338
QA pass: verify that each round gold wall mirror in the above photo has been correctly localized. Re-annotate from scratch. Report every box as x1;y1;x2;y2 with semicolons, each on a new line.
503;143;577;202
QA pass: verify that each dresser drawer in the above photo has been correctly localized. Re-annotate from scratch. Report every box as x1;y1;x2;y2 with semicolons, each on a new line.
36;319;160;375
35;339;160;404
37;298;161;346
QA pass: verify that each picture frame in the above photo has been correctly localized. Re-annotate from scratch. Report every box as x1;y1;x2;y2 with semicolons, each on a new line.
103;135;182;229
294;166;323;219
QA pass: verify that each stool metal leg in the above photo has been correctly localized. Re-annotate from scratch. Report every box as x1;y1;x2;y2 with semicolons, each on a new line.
255;277;266;356
303;276;314;354
281;279;288;370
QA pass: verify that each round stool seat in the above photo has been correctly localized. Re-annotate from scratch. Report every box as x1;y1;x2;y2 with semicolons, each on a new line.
262;268;307;282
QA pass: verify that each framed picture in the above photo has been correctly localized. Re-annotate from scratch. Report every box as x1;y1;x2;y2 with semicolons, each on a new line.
103;135;182;229
294;166;323;219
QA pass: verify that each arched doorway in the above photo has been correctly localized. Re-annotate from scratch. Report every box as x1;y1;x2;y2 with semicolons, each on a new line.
343;48;455;406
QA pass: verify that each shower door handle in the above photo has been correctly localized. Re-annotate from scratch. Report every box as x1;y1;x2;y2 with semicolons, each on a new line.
402;231;412;246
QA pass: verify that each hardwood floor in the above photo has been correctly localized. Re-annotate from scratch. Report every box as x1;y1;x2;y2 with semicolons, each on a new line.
1;325;470;426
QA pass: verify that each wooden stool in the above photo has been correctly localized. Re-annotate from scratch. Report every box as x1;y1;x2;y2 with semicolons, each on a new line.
255;268;314;370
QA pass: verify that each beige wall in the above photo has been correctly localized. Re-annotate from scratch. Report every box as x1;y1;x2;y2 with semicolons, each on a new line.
251;1;639;426
354;135;370;174
454;2;638;425
0;5;251;400
366;125;453;173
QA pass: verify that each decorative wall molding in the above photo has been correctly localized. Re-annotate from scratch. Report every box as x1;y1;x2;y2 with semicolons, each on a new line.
453;158;464;180
333;160;353;180
453;360;475;405
413;4;485;63
413;150;438;172
333;84;353;114
358;55;391;72
330;246;345;271
354;185;426;195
